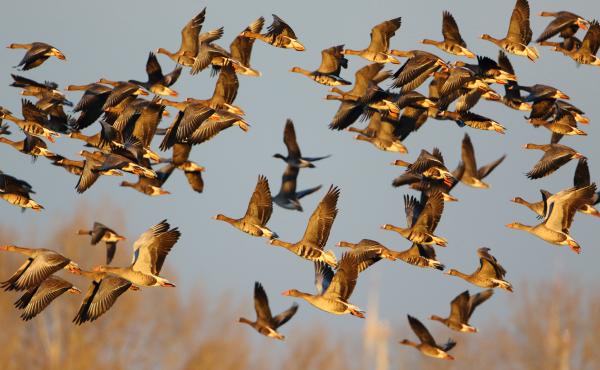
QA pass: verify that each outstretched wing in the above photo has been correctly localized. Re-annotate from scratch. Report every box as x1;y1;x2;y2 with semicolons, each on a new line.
243;175;273;226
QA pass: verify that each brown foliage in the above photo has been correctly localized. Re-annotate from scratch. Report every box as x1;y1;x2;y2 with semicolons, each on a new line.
0;205;598;370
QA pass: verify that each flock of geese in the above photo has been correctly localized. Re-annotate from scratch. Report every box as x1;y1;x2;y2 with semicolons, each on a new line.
0;0;598;361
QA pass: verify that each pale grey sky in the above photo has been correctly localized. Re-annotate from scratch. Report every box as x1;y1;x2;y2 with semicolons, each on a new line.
1;0;599;346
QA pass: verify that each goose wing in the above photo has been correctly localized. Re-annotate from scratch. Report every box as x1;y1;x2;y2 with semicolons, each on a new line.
407;315;436;346
265;14;297;39
318;45;347;75
442;11;466;46
272;303;299;328
414;190;444;232
131;220;181;275
17;276;74;321
230;17;264;66
314;261;334;296
368;17;402;52
73;275;131;325
283;119;301;159
242;175;273;226
461;133;478;178
300;186;339;249
573;159;590;188
467;289;494;320
507;0;532;44
253;281;273;321
179;8;206;56
5;251;70;291
448;290;470;323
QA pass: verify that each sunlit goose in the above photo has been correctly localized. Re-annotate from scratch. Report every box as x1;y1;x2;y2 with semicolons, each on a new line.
239;282;298;341
214;175;277;239
342;17;401;64
399;315;456;360
282;250;378;318
269;186;340;267
430;289;494;332
446;247;513;291
506;184;596;254
480;0;539;61
7;42;65;70
93;220;181;287
382;192;447;247
240;14;305;51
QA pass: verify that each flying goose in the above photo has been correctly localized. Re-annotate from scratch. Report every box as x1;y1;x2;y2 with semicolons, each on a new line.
392;148;454;186
0;133;55;159
328;63;392;130
0;245;80;291
459;133;506;188
273;119;330;168
554;20;600;66
77;222;126;265
227;17;265;76
269;186;340;267
335;239;397;263
282;250;378;318
239;282;298;340
391;50;447;92
120;161;175;196
512;159;600;218
342;17;401;64
65;83;112;130
214;175;277;239
0;100;60;142
439;111;506;134
446;247;513;291
506;183;596;254
536;11;589;43
0;171;43;211
351;112;408;153
421;11;475;58
129;52;181;96
10;74;69;103
290;45;350;86
523;143;584;179
382;192;447;246
430;289;494;332
96;78;148;114
240;14;305;51
156;8;207;66
394;163;463;202
528;108;587;137
480;0;539;61
14;276;81;321
93;220;181;287
399;315;456;360
7;42;65;70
